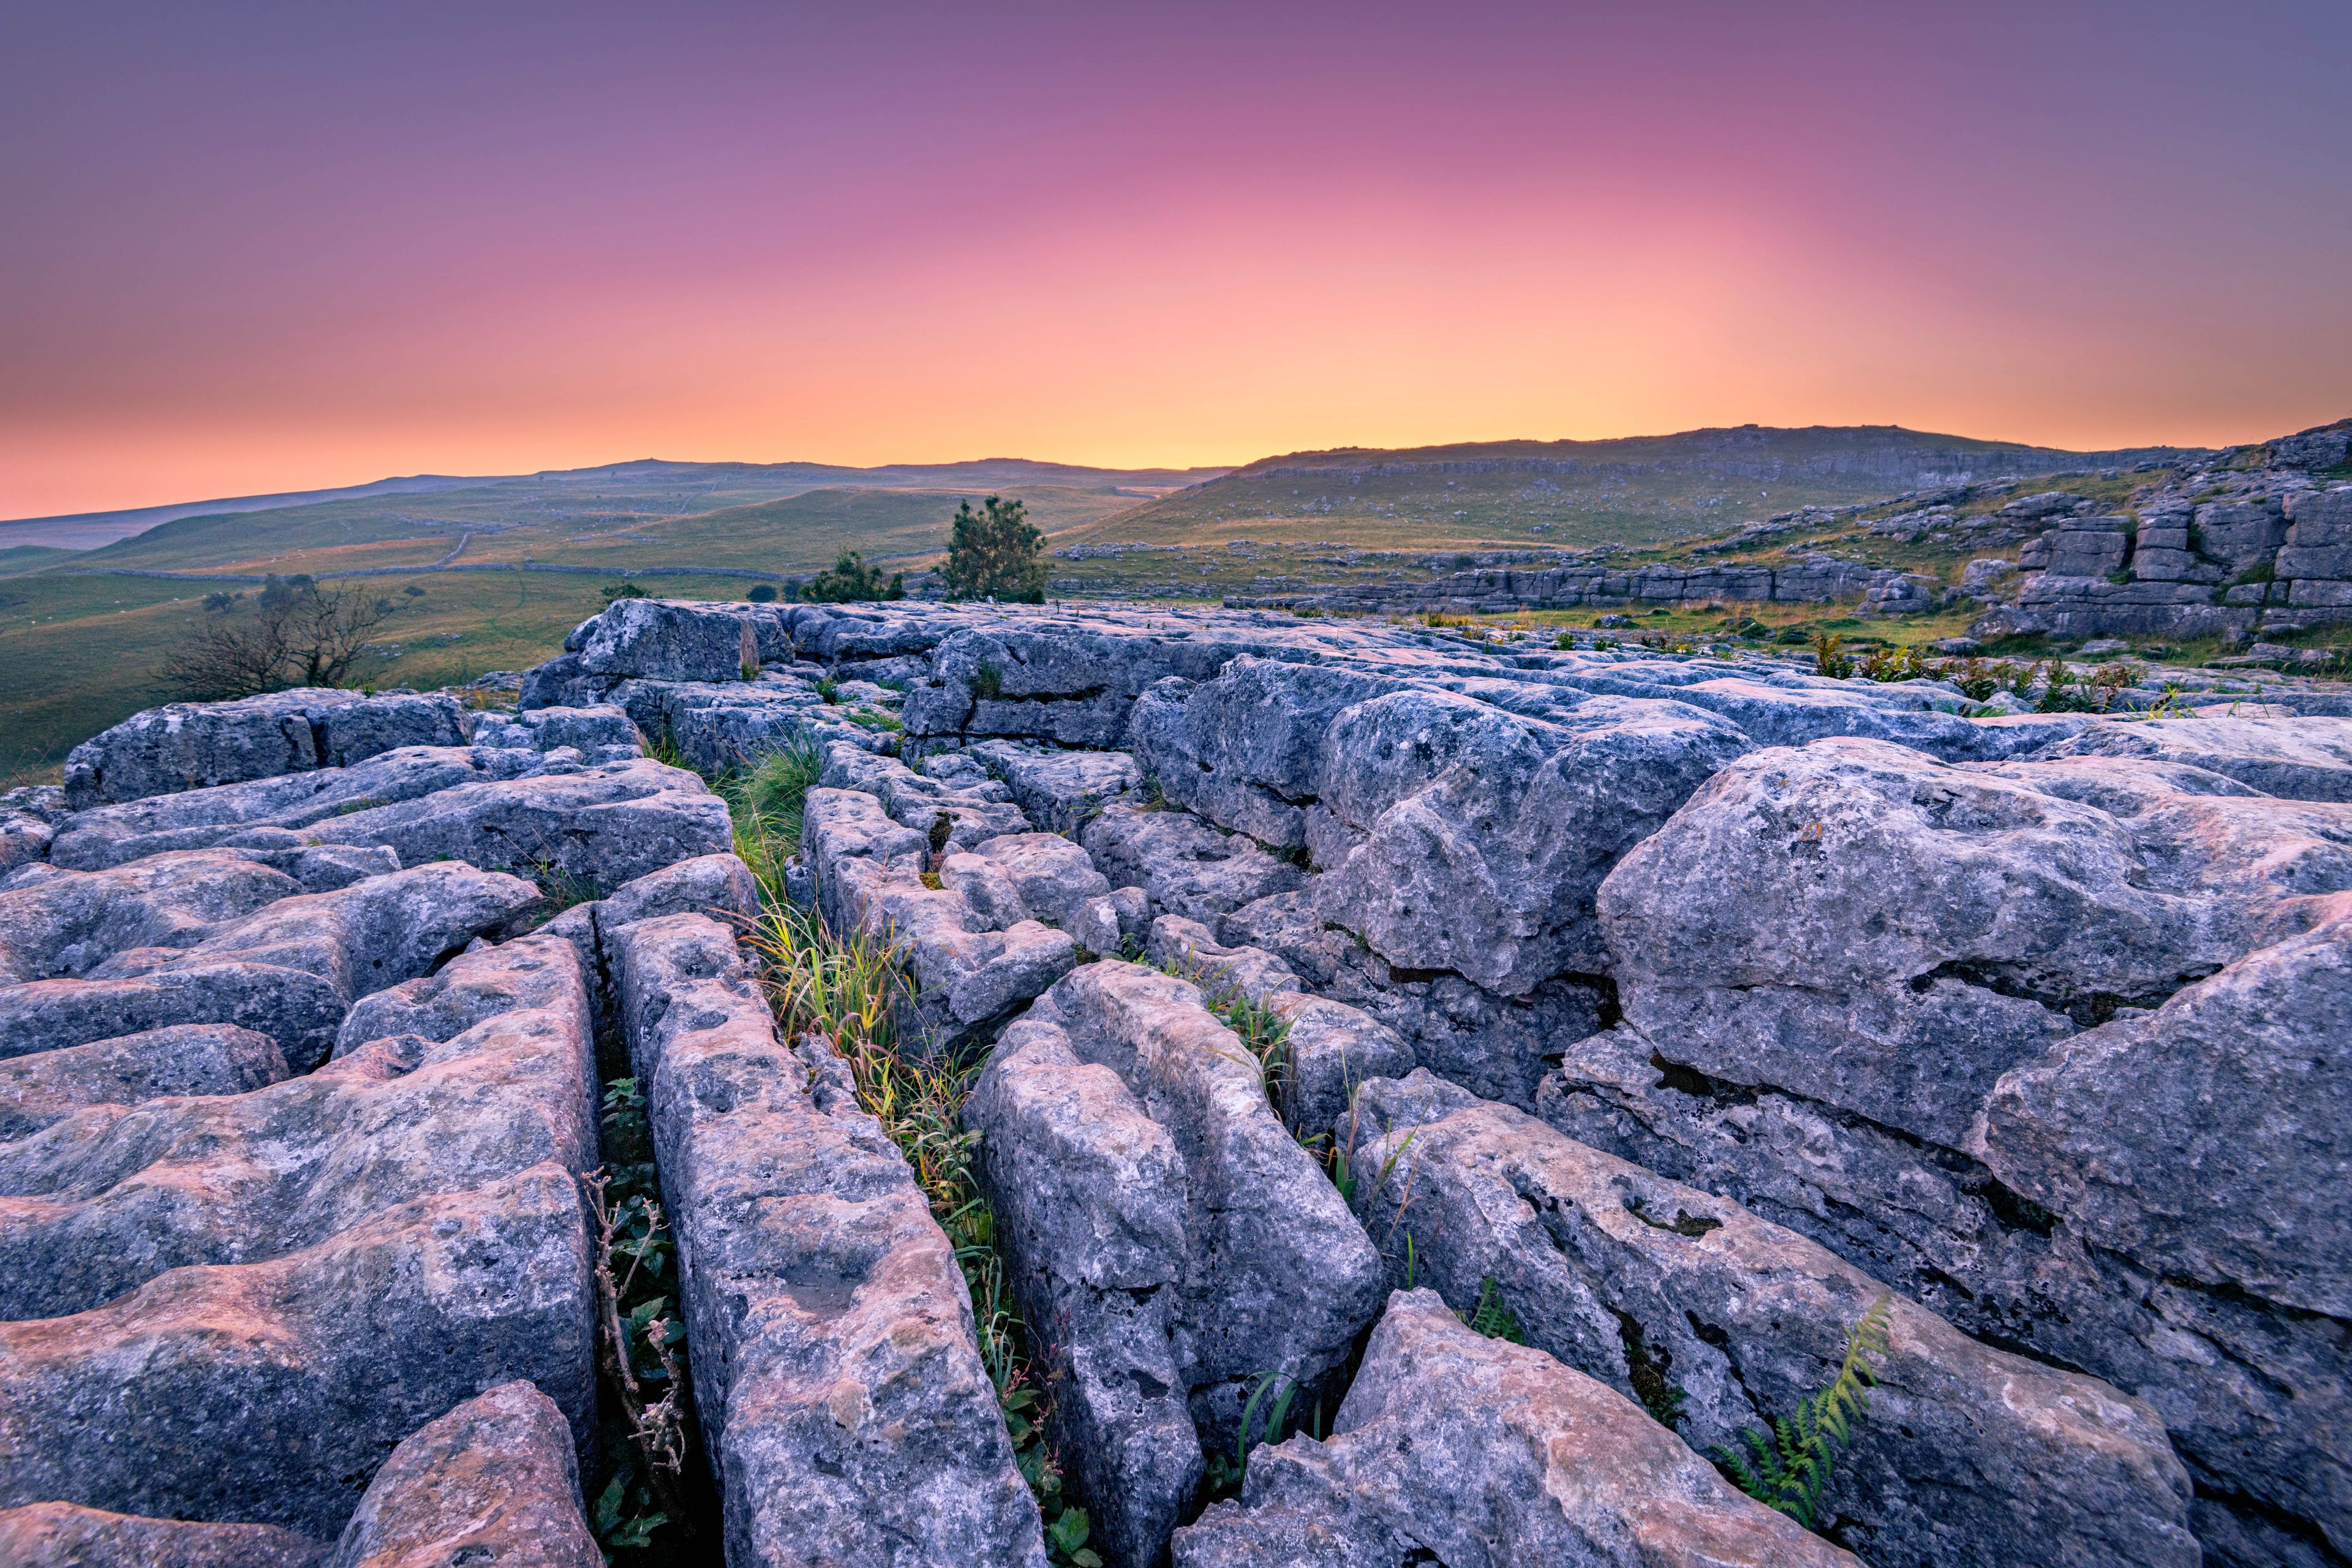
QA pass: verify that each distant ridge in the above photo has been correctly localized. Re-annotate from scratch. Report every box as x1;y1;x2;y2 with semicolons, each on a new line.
1;457;1229;555
1080;423;2212;552
0;475;483;552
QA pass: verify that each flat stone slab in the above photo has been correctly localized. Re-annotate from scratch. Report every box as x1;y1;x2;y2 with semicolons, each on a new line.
0;1162;595;1539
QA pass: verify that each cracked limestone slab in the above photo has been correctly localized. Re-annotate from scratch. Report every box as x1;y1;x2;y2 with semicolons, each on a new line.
1172;1288;1858;1568
1028;960;1384;1442
1348;1072;2197;1568
0;1162;596;1540
608;913;1047;1568
0;933;595;1320
0;1023;288;1144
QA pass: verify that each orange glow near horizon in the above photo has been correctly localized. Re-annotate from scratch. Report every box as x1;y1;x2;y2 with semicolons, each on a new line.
4;4;2347;519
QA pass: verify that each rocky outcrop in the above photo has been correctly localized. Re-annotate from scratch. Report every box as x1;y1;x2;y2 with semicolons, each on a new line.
1023;963;1385;1434
0;1022;287;1142
1545;729;2352;1561
0;931;595;1320
17;588;2348;1568
0;1502;330;1568
63;690;467;808
1172;1289;1859;1567
1349;1074;2197;1568
0;1163;596;1537
968;960;1385;1567
608;912;1047;1568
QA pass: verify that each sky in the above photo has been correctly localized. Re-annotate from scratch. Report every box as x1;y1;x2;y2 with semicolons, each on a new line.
2;1;2348;520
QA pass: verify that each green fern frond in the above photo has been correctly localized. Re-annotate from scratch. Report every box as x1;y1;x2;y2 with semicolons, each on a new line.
1709;1292;1892;1534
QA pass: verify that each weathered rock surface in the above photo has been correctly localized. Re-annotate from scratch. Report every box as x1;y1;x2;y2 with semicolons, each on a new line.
1552;729;2352;1561
803;784;1076;1047
0;850;302;984
0;862;543;1071
0;1502;328;1568
1144;914;1302;1001
63;690;467;808
2023;713;2352;802
47;748;731;889
0;933;596;1319
1172;1288;1858;1568
325;1380;600;1568
1082;802;1305;929
1349;1073;2198;1568
968;1019;1202;1568
965;739;1144;832
0;1162;596;1538
1595;737;2352;1148
1024;961;1384;1439
608;913;1047;1568
0;1023;288;1143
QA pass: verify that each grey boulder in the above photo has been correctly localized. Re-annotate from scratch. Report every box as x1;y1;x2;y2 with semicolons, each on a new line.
63;690;464;809
326;1380;600;1568
607;913;1047;1568
1171;1288;1858;1568
0;1162;596;1539
1348;1074;2197;1568
0;933;596;1320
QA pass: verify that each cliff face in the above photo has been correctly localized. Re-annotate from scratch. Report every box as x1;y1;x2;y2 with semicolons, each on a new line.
1975;420;2352;642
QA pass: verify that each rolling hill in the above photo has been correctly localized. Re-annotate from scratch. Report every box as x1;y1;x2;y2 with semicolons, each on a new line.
1066;425;2199;553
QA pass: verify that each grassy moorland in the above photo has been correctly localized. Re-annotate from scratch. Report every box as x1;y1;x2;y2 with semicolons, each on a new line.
0;569;755;786
1061;425;2189;553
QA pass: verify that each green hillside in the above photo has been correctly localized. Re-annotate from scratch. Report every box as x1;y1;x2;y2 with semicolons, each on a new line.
1071;425;2195;552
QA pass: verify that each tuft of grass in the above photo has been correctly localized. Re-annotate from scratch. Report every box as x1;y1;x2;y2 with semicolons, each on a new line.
736;823;1098;1565
1713;1293;1893;1533
718;736;823;898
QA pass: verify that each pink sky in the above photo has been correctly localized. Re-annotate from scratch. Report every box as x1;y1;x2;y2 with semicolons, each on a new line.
2;1;2347;518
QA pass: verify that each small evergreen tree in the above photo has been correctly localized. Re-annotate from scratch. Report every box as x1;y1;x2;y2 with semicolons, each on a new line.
803;549;905;603
943;495;1047;603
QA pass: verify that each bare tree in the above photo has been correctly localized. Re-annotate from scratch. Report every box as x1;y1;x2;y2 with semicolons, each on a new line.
161;574;393;699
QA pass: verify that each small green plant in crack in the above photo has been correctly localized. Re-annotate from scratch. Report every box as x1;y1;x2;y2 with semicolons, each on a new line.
814;674;841;705
583;1079;710;1562
528;856;602;918
1200;1370;1335;1498
1712;1292;1893;1532
643;725;691;771
331;796;387;816
1460;1276;1524;1343
971;660;1005;700
1617;1311;1687;1431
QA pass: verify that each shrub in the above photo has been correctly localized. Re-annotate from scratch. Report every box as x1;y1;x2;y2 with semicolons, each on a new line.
1859;643;1931;682
161;573;391;699
746;583;778;603
804;549;905;603
603;582;648;603
1813;633;1855;680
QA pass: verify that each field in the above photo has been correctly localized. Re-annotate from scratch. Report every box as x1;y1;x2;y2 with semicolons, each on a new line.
0;568;801;785
0;426;2236;786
